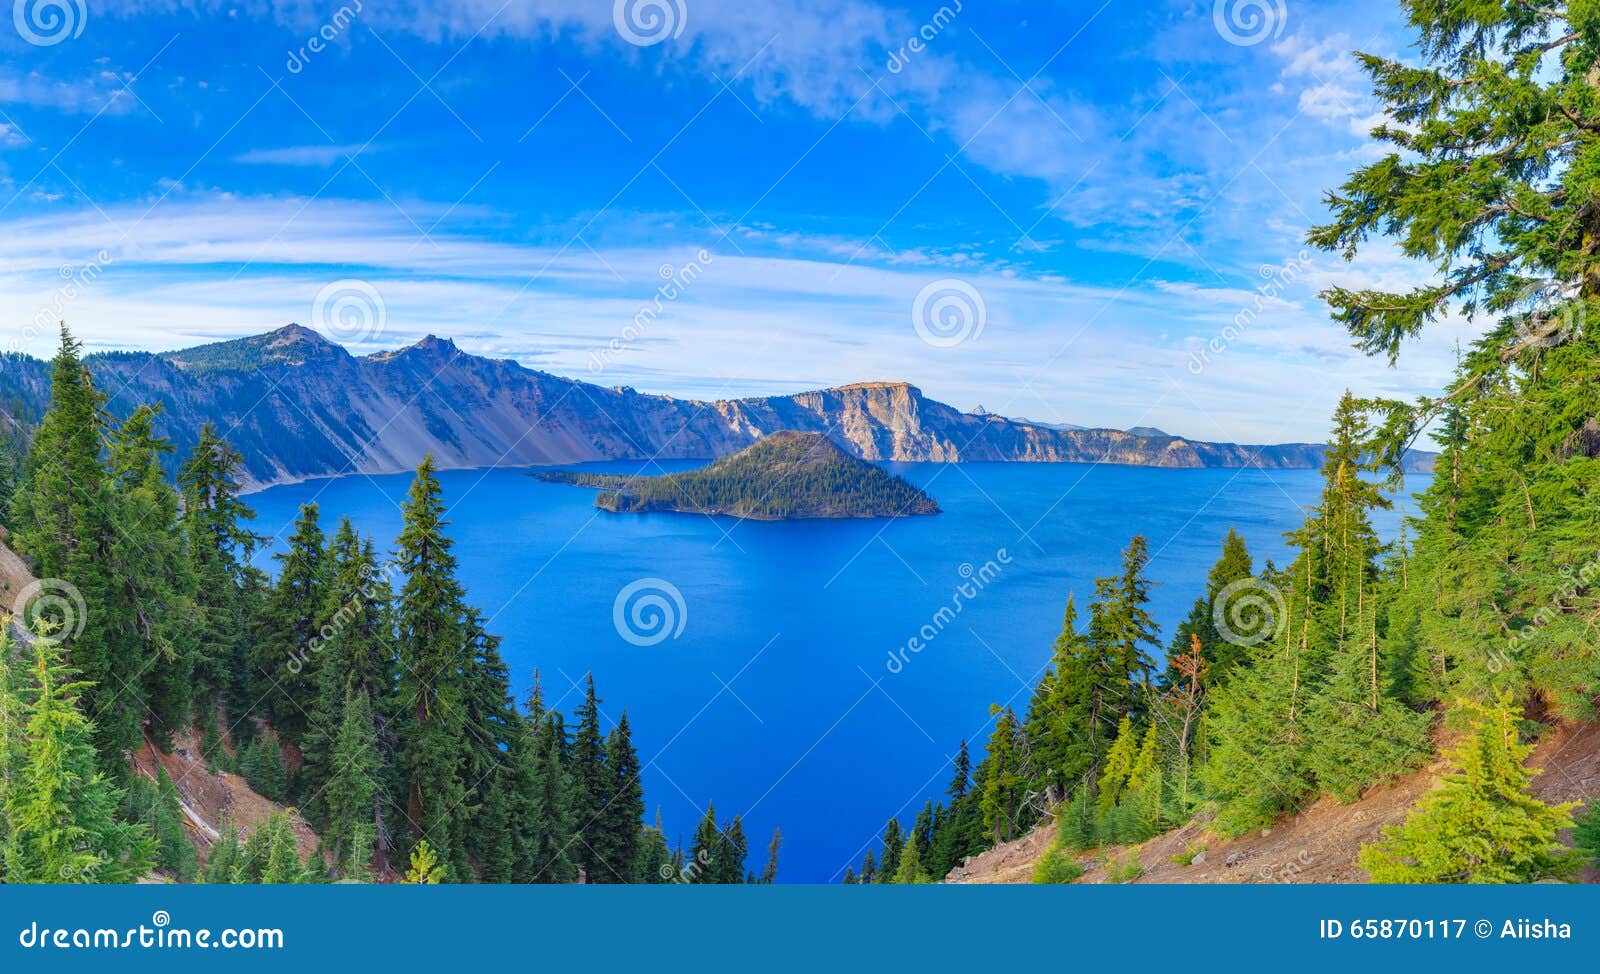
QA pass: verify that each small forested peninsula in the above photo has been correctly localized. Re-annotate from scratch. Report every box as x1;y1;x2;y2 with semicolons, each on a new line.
538;431;941;520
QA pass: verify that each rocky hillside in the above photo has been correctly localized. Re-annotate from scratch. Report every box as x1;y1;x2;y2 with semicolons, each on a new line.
0;326;1430;490
948;721;1600;885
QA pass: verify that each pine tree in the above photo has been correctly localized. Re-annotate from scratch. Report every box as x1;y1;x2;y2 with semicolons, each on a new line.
323;690;379;879
520;713;577;883
688;804;722;884
978;707;1023;844
760;826;781;883
1095;715;1139;813
857;849;876;884
251;503;328;740
11;326;126;769
1167;529;1253;685
891;835;930;884
718;814;748;884
178;424;259;752
876;817;903;882
404;838;446;884
595;711;644;883
1306;1;1600;720
1023;597;1097;795
568;672;608;878
394;458;470;879
104;405;198;747
1360;696;1579;884
3;631;155;883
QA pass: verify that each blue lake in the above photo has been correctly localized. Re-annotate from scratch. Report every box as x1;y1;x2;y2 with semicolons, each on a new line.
247;461;1425;883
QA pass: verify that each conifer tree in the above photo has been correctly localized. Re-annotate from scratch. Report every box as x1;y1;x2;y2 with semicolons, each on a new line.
760;826;781;883
876;817;903;881
857;849;876;885
178;424;259;750
323;690;379;879
106;405;197;746
718;814;748;885
11;327;125;768
891;835;930;884
520;713;577;883
394;458;470;879
595;711;644;883
688;803;722;883
251;503;328;740
1360;696;1579;883
404;838;446;884
1166;529;1253;684
568;672;608;876
978;707;1024;844
3;632;154;883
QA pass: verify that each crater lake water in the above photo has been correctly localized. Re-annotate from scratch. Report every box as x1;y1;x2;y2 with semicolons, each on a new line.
247;461;1424;883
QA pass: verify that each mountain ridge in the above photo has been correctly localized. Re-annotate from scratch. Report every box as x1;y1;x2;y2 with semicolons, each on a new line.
0;325;1435;490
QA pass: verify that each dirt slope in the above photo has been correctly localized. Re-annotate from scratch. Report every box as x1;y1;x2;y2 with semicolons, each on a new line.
949;721;1600;885
131;726;323;866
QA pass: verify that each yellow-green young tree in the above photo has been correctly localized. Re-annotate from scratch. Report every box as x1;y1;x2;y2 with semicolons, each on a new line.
2;630;154;883
1307;0;1600;718
1359;696;1579;884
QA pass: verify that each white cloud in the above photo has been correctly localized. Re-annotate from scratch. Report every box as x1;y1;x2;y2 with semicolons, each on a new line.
234;144;377;166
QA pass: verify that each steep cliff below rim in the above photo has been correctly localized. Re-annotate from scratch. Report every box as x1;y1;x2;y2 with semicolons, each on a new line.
0;325;1432;491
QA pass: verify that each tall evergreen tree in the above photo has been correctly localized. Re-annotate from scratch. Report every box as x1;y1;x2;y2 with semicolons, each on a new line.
595;711;644;883
394;458;470;879
251;502;328;741
178;424;259;753
11;326;126;769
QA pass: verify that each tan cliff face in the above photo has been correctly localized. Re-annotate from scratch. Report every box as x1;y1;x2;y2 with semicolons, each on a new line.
0;327;1426;491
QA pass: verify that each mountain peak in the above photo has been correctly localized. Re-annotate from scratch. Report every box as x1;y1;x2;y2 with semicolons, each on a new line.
165;324;348;373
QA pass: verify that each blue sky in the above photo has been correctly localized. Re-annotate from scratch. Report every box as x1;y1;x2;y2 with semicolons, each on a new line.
0;0;1470;442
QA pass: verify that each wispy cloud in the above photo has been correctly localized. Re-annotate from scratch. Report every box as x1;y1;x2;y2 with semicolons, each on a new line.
234;144;377;166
